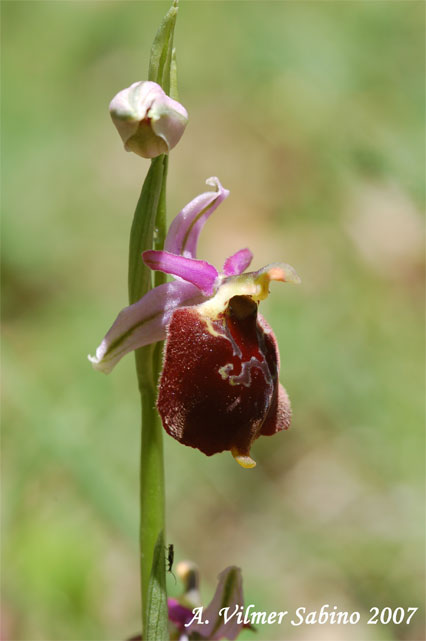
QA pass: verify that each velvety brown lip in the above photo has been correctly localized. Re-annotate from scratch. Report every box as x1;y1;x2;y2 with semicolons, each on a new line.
157;295;291;466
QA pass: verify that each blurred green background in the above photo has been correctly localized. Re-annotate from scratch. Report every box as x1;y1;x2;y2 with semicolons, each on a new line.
2;1;425;640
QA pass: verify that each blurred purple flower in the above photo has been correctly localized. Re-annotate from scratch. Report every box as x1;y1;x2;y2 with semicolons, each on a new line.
168;598;194;630
127;563;252;641
169;564;251;641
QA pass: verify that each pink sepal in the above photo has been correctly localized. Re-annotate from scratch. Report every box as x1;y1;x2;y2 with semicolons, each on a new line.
88;281;205;373
165;177;229;258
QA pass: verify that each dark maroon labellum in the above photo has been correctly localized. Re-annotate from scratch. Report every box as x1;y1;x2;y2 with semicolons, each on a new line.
158;295;291;465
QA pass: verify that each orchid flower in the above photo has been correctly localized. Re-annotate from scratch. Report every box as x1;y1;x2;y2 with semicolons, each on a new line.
89;177;300;468
168;562;251;641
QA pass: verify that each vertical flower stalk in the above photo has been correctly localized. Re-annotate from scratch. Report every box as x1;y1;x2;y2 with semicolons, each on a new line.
124;2;182;636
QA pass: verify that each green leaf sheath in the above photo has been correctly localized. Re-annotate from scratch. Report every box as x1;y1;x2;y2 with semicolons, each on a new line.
128;2;179;637
138;380;166;636
128;156;166;306
154;157;168;288
145;531;169;641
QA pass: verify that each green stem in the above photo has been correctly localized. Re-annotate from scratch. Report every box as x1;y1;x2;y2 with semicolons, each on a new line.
138;372;165;633
129;158;168;637
132;157;169;634
128;3;178;636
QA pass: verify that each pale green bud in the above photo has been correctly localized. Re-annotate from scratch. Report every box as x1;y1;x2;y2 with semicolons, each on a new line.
109;81;188;158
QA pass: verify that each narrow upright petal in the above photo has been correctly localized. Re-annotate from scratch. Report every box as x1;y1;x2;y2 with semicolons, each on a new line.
143;250;219;296
223;248;253;276
88;281;205;374
165;177;229;258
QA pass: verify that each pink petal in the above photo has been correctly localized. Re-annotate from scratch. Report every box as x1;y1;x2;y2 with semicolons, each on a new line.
165;177;229;258
88;281;205;374
223;248;253;276
143;250;219;296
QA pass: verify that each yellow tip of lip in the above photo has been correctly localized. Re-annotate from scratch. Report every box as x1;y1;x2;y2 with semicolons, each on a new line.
231;449;256;469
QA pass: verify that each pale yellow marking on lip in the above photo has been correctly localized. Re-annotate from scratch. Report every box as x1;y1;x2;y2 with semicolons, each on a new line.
231;448;256;469
218;363;233;379
203;316;224;338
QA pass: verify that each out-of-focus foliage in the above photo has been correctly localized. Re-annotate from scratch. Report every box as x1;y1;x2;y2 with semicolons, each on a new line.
2;2;424;640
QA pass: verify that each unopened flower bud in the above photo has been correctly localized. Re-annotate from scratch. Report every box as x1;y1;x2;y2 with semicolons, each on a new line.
109;81;188;158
